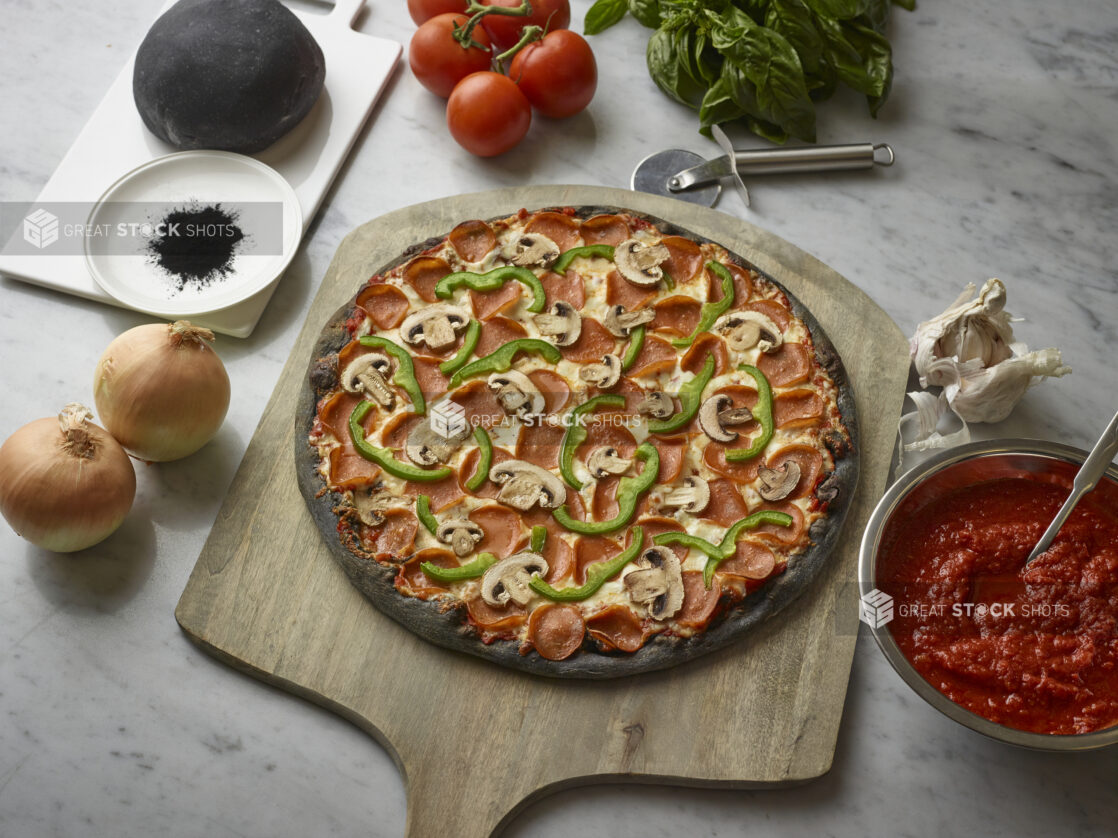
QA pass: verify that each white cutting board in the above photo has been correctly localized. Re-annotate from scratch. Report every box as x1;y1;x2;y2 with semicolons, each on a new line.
0;0;400;338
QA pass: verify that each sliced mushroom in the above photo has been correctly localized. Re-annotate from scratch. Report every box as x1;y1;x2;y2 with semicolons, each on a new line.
614;239;671;287
603;303;655;337
489;460;567;511
586;446;633;479
623;546;684;621
579;354;622;389
713;311;783;354
351;488;398;526
501;233;560;267
399;304;471;352
757;461;801;501
637;391;674;419
340;353;395;409
488;370;545;418
698;394;753;443
533;301;582;347
436;517;485;557
661;476;710;514
406;418;468;466
481;550;549;607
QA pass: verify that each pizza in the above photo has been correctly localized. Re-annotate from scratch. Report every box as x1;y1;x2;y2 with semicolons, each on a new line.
296;206;857;678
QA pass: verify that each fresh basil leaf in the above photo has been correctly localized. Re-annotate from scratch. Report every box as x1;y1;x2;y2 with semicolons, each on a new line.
647;25;711;108
847;22;893;112
628;0;662;28
585;0;629;35
892;0;916;11
861;0;891;33
765;0;824;76
698;76;747;133
811;0;871;20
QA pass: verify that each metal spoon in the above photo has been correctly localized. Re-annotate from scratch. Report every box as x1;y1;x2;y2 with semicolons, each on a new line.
1026;408;1118;563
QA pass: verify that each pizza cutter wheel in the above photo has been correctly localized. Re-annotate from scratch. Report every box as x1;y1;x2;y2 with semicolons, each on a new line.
632;125;895;208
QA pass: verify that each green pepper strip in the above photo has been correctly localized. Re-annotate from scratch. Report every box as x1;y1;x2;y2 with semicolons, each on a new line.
416;494;438;534
434;265;546;313
348;401;451;482
464;425;493;492
553;443;659;535
357;335;426;415
558;393;627;490
647;353;715;434
448;337;562;387
620;324;646;372
530;525;547;553
672;261;735;349
438;318;481;376
529;527;644;602
724;364;774;462
421;552;497;582
654;510;794;588
550;244;615;274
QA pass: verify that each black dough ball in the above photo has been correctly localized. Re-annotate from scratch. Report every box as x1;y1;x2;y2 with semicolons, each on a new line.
133;0;325;153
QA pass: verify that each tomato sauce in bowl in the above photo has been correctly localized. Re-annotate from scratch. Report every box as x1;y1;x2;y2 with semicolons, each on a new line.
860;441;1118;747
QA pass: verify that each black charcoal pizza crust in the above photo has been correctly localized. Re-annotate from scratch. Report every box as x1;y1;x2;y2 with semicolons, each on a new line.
294;205;859;680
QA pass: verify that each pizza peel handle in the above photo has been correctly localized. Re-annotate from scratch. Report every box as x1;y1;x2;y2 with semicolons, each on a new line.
175;185;911;837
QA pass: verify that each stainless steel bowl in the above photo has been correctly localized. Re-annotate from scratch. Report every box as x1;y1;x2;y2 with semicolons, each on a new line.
858;439;1118;751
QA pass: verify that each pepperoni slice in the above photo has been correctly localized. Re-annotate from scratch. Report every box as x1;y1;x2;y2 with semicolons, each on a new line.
748;299;792;331
525;211;582;252
469;504;525;558
676;571;721;629
362;508;418;559
528;369;570;415
540;269;586;309
586;605;646;652
412;356;451;402
681;333;730;377
661;236;703;285
713;262;754;306
318;390;366;444
406;475;465;512
773;389;825;429
515;421;566;470
542;533;575;584
522;491;586;537
578;419;638;462
448;219;497;263
718;540;777;581
757;343;812;387
560;316;617;364
752;501;805;544
704;478;750;527
450;379;506;431
469;280;523;321
580;214;630;246
356;283;410;330
573;534;620;584
458;445;515;498
474;316;528;358
403;256;451;303
636;515;687;560
614;376;651;416
467;596;527;632
654;435;687;483
592;475;621;521
328;445;381;489
626;334;678;378
651;295;702;337
703;441;762;484
397;548;458;595
528;603;586;661
766;445;823;501
378;411;423;450
606;269;656;310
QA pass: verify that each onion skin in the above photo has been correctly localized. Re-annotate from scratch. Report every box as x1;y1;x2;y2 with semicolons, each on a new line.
94;321;231;462
0;405;136;552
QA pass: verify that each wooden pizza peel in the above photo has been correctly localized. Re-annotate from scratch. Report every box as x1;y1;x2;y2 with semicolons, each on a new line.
176;185;911;837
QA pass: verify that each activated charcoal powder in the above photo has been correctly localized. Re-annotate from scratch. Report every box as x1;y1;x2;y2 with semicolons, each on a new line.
146;202;244;291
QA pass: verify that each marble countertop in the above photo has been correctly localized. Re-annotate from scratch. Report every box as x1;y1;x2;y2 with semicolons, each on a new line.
2;0;1116;835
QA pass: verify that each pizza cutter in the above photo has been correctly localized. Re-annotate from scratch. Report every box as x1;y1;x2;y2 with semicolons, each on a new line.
632;124;895;208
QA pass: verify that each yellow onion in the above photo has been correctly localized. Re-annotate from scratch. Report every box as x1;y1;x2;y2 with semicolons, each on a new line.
94;320;230;462
0;403;136;552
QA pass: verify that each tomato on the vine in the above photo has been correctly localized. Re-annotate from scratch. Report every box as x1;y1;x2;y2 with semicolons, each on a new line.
409;13;493;99
509;29;596;119
479;0;570;50
446;72;531;157
407;0;465;26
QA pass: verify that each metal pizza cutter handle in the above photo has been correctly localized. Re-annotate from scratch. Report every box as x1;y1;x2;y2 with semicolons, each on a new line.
632;124;896;208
